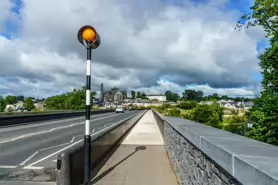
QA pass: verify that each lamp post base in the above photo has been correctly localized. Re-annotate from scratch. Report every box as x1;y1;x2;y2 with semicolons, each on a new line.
84;135;91;185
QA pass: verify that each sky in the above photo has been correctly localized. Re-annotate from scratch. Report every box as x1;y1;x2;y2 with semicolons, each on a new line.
0;0;269;99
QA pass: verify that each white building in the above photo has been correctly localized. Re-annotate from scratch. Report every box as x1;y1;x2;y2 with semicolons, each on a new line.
146;95;166;102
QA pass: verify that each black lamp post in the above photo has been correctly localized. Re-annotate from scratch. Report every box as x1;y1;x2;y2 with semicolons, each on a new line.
77;25;100;185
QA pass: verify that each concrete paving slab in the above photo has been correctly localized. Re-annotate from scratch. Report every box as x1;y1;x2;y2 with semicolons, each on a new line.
91;145;178;185
122;110;164;145
91;110;178;185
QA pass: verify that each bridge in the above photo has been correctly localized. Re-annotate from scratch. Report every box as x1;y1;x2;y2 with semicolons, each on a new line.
0;110;277;185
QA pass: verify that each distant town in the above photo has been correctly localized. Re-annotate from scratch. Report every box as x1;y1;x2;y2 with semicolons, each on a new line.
0;83;254;113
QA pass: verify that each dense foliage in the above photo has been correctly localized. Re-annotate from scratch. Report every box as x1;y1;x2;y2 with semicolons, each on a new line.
182;90;204;101
0;96;5;112
237;0;278;145
177;100;197;110
24;98;35;111
45;86;96;110
165;91;180;102
187;102;223;127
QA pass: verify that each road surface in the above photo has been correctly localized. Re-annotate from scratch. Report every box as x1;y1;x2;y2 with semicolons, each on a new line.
0;111;141;182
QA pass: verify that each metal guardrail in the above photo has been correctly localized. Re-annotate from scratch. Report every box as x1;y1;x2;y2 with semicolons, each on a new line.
0;109;115;127
56;110;147;185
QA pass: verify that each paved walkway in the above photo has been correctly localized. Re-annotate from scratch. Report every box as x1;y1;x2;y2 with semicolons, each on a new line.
91;110;178;185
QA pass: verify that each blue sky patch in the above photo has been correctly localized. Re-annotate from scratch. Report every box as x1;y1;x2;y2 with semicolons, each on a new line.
2;0;22;39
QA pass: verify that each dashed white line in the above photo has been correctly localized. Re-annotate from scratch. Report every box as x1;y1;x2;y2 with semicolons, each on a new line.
0;113;115;133
25;115;134;168
39;143;70;152
0;113;121;144
0;165;17;169
70;137;75;143
19;151;39;166
22;166;44;170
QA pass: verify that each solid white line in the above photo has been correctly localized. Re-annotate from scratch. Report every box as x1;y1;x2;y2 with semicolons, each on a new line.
25;115;134;168
0;165;18;169
0;112;114;133
22;166;44;170
19;151;39;166
0;113;121;144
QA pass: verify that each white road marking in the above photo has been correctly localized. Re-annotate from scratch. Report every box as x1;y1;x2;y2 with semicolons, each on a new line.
0;113;121;144
52;160;57;163
70;137;75;143
25;115;134;168
22;166;44;170
0;165;18;169
0;112;114;133
92;129;95;133
19;151;39;166
18;135;81;166
39;143;70;152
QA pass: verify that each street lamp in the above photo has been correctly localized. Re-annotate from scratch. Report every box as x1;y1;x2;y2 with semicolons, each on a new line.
247;119;253;128
77;25;100;185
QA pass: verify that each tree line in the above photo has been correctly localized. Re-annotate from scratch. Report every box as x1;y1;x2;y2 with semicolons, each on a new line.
164;90;253;102
0;95;36;111
45;86;96;110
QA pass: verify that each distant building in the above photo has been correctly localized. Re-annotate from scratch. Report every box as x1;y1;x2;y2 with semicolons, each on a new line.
146;94;166;102
99;84;126;106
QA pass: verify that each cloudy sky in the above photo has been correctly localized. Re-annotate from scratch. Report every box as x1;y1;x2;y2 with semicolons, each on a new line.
0;0;268;98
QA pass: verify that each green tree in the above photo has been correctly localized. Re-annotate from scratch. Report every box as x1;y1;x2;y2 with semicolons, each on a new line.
167;108;181;117
165;91;180;102
165;91;172;101
131;91;136;99
236;0;277;38
211;93;219;101
0;96;5;112
45;86;96;110
171;93;180;102
189;102;223;127
4;95;17;105
17;95;25;102
178;101;197;110
182;90;203;101
137;92;142;98
237;0;278;145
220;95;229;100
24;98;35;111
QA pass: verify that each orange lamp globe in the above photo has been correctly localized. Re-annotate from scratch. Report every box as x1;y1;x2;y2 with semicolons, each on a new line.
82;27;97;42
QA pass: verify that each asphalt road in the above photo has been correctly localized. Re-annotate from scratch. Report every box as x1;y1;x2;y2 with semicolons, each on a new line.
0;110;141;182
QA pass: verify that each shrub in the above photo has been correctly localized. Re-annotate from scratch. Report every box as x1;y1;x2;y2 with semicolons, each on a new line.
178;101;197;110
190;102;223;127
167;108;181;117
223;123;245;135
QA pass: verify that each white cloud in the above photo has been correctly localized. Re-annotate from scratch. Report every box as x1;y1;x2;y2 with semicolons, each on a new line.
0;0;13;27
0;0;265;98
